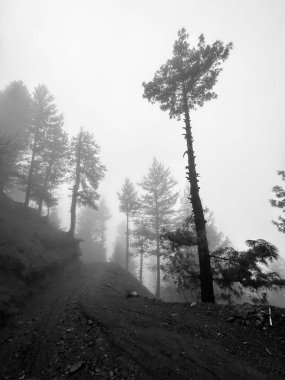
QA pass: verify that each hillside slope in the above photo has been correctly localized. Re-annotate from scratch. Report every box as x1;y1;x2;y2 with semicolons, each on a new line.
0;193;80;322
1;260;285;379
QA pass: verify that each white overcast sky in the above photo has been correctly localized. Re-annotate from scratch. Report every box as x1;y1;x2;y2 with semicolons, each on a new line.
1;0;285;258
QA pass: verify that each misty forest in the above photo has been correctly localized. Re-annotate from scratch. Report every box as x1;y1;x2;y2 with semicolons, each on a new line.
1;1;285;379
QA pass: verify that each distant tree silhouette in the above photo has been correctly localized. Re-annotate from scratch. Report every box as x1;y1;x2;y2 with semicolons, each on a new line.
0;81;31;191
68;127;106;237
49;207;61;228
37;111;68;215
143;29;232;302
139;158;178;297
112;221;127;268
112;221;138;276
0;133;20;191
131;216;153;284
22;85;64;207
118;178;140;271
270;170;285;233
77;199;111;262
96;198;111;250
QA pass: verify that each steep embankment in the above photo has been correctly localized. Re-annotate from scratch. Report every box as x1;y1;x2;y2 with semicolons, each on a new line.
0;193;80;323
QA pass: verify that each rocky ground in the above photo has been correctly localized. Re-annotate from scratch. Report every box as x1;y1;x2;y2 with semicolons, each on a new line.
0;260;285;379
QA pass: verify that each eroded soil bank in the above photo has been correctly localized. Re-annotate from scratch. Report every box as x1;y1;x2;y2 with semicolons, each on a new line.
0;260;285;379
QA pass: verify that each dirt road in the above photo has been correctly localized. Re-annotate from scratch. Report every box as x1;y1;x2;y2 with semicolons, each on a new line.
0;261;284;379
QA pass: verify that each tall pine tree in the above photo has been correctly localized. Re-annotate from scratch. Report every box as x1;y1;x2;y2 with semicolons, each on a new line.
118;178;140;271
22;84;64;208
0;81;32;191
37;112;68;215
68;127;106;237
143;29;232;302
112;221;127;268
131;216;153;284
139;158;178;296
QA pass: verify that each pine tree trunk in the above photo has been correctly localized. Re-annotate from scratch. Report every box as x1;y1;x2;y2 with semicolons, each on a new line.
183;89;215;303
126;213;129;271
156;236;160;297
24;144;36;207
69;174;80;237
38;198;43;215
69;131;82;237
25;125;41;207
139;249;143;283
38;161;52;215
155;205;160;297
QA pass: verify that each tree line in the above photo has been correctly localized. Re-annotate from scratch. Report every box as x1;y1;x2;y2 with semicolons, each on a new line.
117;158;230;298
117;159;285;303
1;28;284;303
118;159;177;296
0;81;106;237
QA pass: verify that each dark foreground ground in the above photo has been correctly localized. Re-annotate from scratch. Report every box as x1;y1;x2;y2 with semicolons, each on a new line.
0;260;285;379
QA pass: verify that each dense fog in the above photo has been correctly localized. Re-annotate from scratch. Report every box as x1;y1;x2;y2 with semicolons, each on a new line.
1;2;285;379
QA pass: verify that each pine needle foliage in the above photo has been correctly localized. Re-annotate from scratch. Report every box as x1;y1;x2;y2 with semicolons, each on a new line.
212;239;285;303
270;170;285;233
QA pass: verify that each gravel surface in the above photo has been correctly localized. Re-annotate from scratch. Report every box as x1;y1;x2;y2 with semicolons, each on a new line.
0;260;284;379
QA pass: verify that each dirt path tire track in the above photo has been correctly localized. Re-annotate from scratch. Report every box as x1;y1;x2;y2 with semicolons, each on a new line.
79;264;270;380
0;261;149;379
0;260;91;379
1;261;284;379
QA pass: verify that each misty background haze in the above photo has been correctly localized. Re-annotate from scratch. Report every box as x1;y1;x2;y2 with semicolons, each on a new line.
1;0;285;260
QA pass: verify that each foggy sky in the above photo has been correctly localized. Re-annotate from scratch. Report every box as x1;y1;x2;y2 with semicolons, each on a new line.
1;0;285;258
